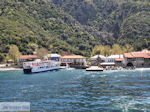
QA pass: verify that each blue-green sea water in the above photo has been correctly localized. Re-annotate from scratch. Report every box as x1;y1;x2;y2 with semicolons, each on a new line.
0;69;150;112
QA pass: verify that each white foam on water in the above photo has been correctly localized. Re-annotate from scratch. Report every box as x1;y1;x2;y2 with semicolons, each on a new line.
75;75;84;80
135;68;150;71
111;96;148;112
141;97;150;104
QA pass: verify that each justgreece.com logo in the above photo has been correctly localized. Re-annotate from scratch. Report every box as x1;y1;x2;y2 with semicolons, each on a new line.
0;102;30;111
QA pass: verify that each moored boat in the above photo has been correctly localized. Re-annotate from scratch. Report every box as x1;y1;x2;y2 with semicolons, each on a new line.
86;66;103;71
23;59;60;74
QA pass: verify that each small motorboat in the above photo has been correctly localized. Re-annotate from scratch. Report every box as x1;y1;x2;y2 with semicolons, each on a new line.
86;66;103;71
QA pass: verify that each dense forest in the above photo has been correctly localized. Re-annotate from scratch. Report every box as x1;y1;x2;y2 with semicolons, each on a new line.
52;0;150;47
0;0;150;62
0;0;100;62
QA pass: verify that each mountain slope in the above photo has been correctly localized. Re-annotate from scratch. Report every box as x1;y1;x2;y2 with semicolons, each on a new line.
52;0;150;49
0;0;150;62
0;0;100;61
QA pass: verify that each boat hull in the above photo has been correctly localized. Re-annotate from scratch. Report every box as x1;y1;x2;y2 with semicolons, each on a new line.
23;69;32;74
23;60;60;74
86;66;103;72
86;69;103;71
23;68;59;74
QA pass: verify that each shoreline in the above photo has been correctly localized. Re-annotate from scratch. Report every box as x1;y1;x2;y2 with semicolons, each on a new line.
0;67;149;71
0;67;22;71
135;68;150;70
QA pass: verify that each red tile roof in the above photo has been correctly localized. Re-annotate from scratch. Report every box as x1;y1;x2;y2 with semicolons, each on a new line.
132;52;148;57
124;52;150;58
124;53;133;58
19;55;38;59
115;58;124;61
61;55;85;59
145;53;150;58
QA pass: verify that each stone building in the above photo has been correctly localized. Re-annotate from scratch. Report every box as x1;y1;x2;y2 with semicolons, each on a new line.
123;50;150;68
101;55;124;67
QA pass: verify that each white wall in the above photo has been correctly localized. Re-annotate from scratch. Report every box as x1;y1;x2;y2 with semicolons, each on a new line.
61;58;86;63
105;58;115;63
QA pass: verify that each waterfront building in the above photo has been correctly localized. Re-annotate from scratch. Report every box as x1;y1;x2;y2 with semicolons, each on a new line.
60;55;86;64
46;53;61;61
105;55;123;63
91;55;106;61
101;54;124;67
60;55;86;68
18;55;38;67
115;58;124;67
90;55;106;66
124;49;150;68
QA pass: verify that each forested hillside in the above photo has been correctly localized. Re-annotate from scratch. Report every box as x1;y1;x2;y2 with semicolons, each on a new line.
0;0;100;61
52;0;150;49
0;0;150;62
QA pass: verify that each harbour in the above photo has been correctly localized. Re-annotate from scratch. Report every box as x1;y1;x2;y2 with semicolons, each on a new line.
0;49;149;74
0;69;150;111
0;0;149;111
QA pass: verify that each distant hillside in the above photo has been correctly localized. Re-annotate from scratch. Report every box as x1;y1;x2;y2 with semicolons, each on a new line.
0;0;150;62
52;0;150;50
0;0;101;61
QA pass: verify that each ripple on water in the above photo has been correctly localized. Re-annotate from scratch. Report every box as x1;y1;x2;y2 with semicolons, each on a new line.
0;69;150;111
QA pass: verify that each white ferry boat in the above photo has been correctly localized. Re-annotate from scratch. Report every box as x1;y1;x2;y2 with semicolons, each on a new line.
23;59;60;74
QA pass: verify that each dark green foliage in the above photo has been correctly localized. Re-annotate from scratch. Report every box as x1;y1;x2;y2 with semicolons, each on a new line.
52;0;150;50
0;0;150;62
0;0;100;62
118;11;150;50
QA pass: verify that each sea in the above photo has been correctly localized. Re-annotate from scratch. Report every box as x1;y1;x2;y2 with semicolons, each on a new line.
0;69;150;112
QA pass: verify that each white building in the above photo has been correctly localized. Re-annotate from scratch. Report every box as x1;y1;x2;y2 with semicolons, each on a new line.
105;54;123;63
101;54;124;67
46;53;61;61
91;55;106;61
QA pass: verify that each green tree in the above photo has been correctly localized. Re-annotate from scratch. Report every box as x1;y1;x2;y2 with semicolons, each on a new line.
91;45;101;56
36;48;48;59
0;53;5;62
103;45;111;56
91;45;111;56
8;45;21;63
122;44;134;53
28;43;38;51
111;44;122;55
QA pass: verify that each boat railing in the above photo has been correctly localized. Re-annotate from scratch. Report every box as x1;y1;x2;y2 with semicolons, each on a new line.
23;60;60;67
